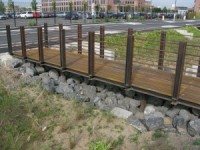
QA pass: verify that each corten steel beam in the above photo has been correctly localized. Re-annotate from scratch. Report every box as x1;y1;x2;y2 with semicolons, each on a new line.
88;31;95;77
78;24;82;54
100;26;105;58
6;25;13;55
158;31;166;70
20;26;27;59
197;58;200;77
172;41;187;100
124;29;134;87
140;94;147;112
44;23;48;48
59;24;63;52
37;27;44;63
60;29;66;69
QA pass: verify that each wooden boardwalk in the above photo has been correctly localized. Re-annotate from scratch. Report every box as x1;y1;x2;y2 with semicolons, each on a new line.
13;48;200;107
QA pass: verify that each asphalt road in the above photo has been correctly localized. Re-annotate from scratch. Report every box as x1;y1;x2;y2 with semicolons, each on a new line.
1;19;200;53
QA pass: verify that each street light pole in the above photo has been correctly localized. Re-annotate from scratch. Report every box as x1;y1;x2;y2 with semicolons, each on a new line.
173;0;177;21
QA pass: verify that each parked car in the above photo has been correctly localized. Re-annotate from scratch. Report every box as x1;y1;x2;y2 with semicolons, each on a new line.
48;12;55;17
32;12;41;18
16;13;21;18
0;13;7;20
41;12;49;18
20;11;33;19
86;12;92;19
56;12;67;18
65;12;79;20
107;12;114;18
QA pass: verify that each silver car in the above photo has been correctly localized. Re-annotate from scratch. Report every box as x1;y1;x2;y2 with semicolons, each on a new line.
0;13;7;20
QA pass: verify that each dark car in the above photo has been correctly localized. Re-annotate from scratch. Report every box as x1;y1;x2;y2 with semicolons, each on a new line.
113;12;126;19
65;12;79;20
86;12;92;19
107;12;114;18
41;12;49;18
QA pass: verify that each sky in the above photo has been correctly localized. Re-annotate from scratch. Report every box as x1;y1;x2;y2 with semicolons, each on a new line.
149;0;194;8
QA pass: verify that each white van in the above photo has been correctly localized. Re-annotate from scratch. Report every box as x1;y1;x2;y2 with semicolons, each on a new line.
20;12;33;19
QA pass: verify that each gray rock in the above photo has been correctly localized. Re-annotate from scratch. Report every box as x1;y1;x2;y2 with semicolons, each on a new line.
11;58;22;68
111;107;133;119
25;66;36;76
93;97;101;105
96;84;105;92
97;92;107;100
192;108;200;117
19;66;26;74
67;78;79;85
144;105;156;115
42;78;55;92
179;109;191;122
135;112;144;120
129;107;141;115
162;127;177;133
76;94;90;102
177;127;188;135
106;91;116;98
22;62;34;68
55;82;68;94
166;108;180;119
30;76;41;84
49;69;59;81
116;93;124;101
35;66;45;74
82;84;96;100
188;119;200;137
147;96;163;106
105;97;117;106
129;99;140;109
99;104;111;111
39;72;49;79
144;112;164;131
172;115;185;128
125;90;135;98
155;106;168;115
58;75;66;83
128;116;147;132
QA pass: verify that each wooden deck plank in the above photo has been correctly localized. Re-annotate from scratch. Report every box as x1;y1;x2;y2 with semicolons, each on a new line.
13;48;200;106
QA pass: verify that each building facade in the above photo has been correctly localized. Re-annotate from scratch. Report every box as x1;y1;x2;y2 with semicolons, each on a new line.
41;0;145;13
194;0;200;13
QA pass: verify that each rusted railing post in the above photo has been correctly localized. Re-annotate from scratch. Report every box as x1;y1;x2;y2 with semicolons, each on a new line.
60;29;66;69
197;59;200;77
20;26;26;59
140;94;147;112
88;31;95;77
59;24;63;51
44;23;48;48
172;41;187;101
100;26;105;58
124;29;134;87
78;24;82;54
6;25;13;55
38;27;44;63
158;31;166;70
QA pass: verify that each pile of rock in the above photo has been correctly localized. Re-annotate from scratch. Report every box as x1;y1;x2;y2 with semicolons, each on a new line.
1;53;200;137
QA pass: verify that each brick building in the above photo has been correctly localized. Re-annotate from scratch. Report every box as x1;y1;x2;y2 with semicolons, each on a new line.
194;0;200;13
41;0;145;13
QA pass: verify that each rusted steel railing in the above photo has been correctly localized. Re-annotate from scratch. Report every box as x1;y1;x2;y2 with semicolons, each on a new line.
78;24;82;54
37;27;44;63
60;29;66;69
44;23;48;48
88;31;95;77
20;26;26;59
158;31;166;70
100;26;105;58
6;25;13;55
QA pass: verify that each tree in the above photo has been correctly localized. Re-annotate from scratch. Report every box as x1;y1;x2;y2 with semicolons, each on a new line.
162;6;167;14
52;0;56;24
0;0;5;13
7;0;13;12
95;4;100;12
83;1;87;23
127;5;131;12
31;0;37;11
69;2;73;12
107;5;112;13
52;0;56;11
134;6;138;12
117;4;121;13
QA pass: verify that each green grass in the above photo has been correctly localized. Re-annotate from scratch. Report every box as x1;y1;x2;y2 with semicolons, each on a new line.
193;139;200;146
151;130;167;141
0;81;43;149
129;130;142;144
89;135;124;150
